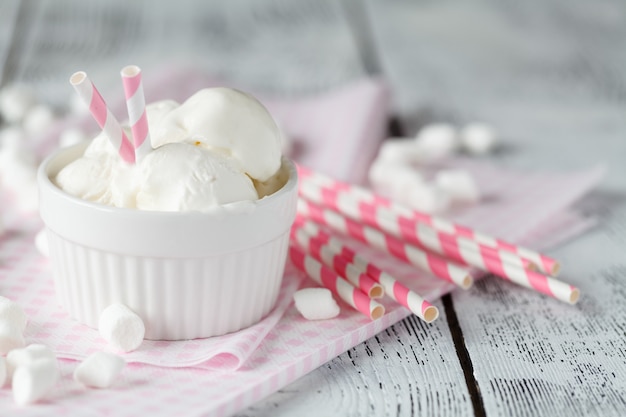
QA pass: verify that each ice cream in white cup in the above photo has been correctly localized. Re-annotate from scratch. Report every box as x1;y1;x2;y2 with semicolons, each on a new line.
37;88;298;340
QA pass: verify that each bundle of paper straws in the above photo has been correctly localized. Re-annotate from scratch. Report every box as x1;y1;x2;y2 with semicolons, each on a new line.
290;165;580;324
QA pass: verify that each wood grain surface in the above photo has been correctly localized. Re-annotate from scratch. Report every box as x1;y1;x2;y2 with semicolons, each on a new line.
1;1;625;416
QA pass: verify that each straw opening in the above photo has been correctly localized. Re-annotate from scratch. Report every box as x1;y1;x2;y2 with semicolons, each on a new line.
121;65;141;78
369;285;384;299
569;288;580;304
371;305;385;320
70;71;86;86
423;306;439;323
461;275;474;289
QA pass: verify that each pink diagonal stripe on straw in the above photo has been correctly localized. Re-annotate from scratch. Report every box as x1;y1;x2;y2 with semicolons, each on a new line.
295;221;439;323
70;71;135;164
299;179;536;274
297;165;560;276
121;65;152;162
288;244;385;320
297;199;474;289
290;226;384;298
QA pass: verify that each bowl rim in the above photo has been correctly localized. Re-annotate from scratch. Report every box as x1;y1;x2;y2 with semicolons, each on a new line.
38;142;299;257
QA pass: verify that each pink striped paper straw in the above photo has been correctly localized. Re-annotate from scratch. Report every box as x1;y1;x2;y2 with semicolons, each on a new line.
290;226;384;299
299;179;536;274
299;187;579;305
297;199;474;289
121;65;152;162
70;71;135;164
295;221;439;323
297;166;560;276
289;244;385;320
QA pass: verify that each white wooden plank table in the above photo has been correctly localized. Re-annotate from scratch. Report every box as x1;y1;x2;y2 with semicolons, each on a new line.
0;1;624;416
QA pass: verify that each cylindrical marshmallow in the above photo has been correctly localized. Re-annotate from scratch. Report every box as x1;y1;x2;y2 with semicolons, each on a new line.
99;304;145;352
22;105;55;136
369;161;424;196
435;169;480;204
0;296;28;332
376;139;419;164
0;84;36;124
12;358;59;405
460;122;498;155
404;182;451;214
35;228;50;257
6;344;57;380
293;288;341;321
74;351;126;388
414;123;458;162
0;126;27;152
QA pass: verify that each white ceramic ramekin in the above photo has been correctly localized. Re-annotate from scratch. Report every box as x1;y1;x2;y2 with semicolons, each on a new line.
38;142;298;340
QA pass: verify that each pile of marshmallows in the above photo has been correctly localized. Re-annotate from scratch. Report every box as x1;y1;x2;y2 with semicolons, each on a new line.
368;122;498;214
0;283;144;405
0;84;88;216
0;295;128;405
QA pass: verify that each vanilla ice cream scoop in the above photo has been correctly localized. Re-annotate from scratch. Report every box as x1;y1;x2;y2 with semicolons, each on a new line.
55;87;285;212
136;142;258;211
150;88;282;182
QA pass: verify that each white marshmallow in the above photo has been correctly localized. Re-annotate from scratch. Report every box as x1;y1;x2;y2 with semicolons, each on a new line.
404;182;451;214
0;126;27;152
0;84;36;124
0;296;28;332
369;161;424;196
35;228;50;257
414;123;458;162
0;322;25;355
99;304;145;352
0;356;7;387
58;127;87;148
74;351;126;388
375;139;419;164
22;105;55;136
6;344;56;381
435;170;480;204
293;288;340;320
460;123;498;155
12;358;58;405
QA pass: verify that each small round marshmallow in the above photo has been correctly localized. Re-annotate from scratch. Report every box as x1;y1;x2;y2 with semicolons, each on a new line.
6;344;56;380
99;304;145;353
74;351;126;389
0;296;28;332
0;322;26;356
404;183;451;214
460;123;498;155
0;84;36;124
294;288;340;320
414;123;458;162
376;139;419;164
0;126;26;152
22;105;55;136
12;358;59;405
35;228;50;257
435;169;480;204
369;161;424;195
58;127;87;148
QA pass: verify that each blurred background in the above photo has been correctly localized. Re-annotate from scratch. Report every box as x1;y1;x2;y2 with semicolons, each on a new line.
0;0;624;181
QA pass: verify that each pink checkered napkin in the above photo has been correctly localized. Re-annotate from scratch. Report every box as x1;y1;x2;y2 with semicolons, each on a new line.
0;162;604;417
